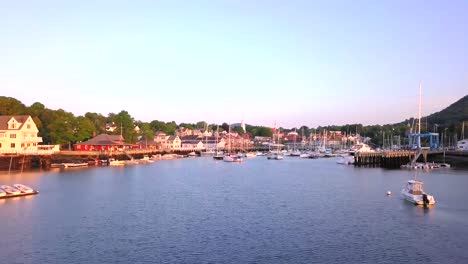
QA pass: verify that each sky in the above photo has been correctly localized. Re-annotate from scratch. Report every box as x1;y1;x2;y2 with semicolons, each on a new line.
1;0;467;128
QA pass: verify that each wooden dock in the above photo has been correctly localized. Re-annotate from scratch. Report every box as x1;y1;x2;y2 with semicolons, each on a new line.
355;151;416;168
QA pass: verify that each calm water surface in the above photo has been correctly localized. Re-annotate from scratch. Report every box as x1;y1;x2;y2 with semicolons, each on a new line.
1;157;467;263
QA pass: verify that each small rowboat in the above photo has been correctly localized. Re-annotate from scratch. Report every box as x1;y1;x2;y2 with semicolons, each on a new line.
1;185;21;195
13;184;35;194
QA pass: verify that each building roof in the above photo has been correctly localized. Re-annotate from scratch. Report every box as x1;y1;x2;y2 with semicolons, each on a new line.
154;131;167;136
167;135;178;141
0;115;31;130
180;135;201;141
75;134;126;146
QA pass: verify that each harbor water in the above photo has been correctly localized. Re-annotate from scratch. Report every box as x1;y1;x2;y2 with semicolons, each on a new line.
1;157;467;263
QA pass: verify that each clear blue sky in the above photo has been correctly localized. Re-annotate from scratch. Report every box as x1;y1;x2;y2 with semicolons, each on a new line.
1;0;467;128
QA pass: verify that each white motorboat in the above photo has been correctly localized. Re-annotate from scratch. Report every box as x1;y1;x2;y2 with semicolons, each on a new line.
223;154;243;162
213;151;224;160
13;184;35;194
267;153;283;160
139;155;155;163
336;155;354;165
255;151;265;156
245;152;256;158
200;149;215;157
299;153;310;158
401;180;435;206
290;150;301;157
1;185;21;195
349;143;374;155
109;159;126;166
188;152;197;157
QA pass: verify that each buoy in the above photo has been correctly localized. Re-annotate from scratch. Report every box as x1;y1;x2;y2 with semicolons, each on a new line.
386;191;392;196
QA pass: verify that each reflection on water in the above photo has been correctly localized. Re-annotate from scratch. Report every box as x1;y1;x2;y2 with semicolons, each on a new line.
0;158;467;263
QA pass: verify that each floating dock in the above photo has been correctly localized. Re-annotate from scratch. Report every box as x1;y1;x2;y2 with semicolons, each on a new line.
0;191;39;199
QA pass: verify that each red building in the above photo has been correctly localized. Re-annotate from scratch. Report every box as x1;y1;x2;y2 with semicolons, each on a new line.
74;134;130;151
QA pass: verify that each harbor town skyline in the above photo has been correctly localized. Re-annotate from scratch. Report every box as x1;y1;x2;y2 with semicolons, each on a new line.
1;1;467;128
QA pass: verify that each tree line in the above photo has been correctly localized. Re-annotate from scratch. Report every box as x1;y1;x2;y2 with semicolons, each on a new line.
1;95;466;147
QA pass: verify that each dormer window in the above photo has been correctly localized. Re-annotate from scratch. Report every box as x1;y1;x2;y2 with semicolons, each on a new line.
11;123;16;129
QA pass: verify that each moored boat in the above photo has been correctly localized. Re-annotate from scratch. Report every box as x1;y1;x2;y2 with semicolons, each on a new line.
1;185;21;195
13;184;35;194
267;153;283;160
223;154;243;162
245;152;256;158
401;180;435;206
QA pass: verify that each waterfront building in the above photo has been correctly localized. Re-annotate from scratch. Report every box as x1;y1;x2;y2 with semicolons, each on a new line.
0;115;43;154
74;134;130;151
181;137;204;150
163;136;181;151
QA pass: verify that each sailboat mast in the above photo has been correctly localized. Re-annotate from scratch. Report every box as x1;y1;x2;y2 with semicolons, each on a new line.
418;82;422;135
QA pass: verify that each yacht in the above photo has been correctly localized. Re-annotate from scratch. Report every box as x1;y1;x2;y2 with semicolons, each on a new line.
200;149;215;157
349;143;374;155
267;153;284;160
213;151;224;160
223;154;243;162
336;155;355;165
1;185;21;195
13;184;35;194
401;180;435;206
290;150;302;157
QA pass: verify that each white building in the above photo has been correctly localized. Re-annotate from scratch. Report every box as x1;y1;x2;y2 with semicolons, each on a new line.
0;115;43;154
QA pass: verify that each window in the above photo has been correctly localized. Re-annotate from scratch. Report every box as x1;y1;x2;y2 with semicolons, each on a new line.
21;143;25;148
0;143;2;148
27;124;31;129
33;143;37;146
11;143;15;148
11;123;16;129
10;134;16;138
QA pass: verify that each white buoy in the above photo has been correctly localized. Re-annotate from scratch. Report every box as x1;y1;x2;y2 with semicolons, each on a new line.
387;191;392;196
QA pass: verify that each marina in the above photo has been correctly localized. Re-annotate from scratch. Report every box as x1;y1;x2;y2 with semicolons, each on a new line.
1;157;467;263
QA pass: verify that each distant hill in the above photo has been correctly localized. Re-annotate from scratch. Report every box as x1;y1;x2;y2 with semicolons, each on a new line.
426;95;468;126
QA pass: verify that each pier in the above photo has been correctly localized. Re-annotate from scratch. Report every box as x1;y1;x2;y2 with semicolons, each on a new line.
355;151;415;168
355;150;468;168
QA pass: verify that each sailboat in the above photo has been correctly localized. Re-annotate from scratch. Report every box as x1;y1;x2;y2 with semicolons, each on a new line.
290;129;301;156
201;124;215;157
267;124;283;160
213;126;224;160
223;124;243;162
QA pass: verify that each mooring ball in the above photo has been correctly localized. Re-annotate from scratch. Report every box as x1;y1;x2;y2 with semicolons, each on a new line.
386;191;392;195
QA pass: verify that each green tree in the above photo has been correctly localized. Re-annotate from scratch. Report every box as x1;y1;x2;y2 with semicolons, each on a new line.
139;123;154;140
75;116;95;142
109;111;137;143
46;109;77;145
85;112;107;134
0;96;26;115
